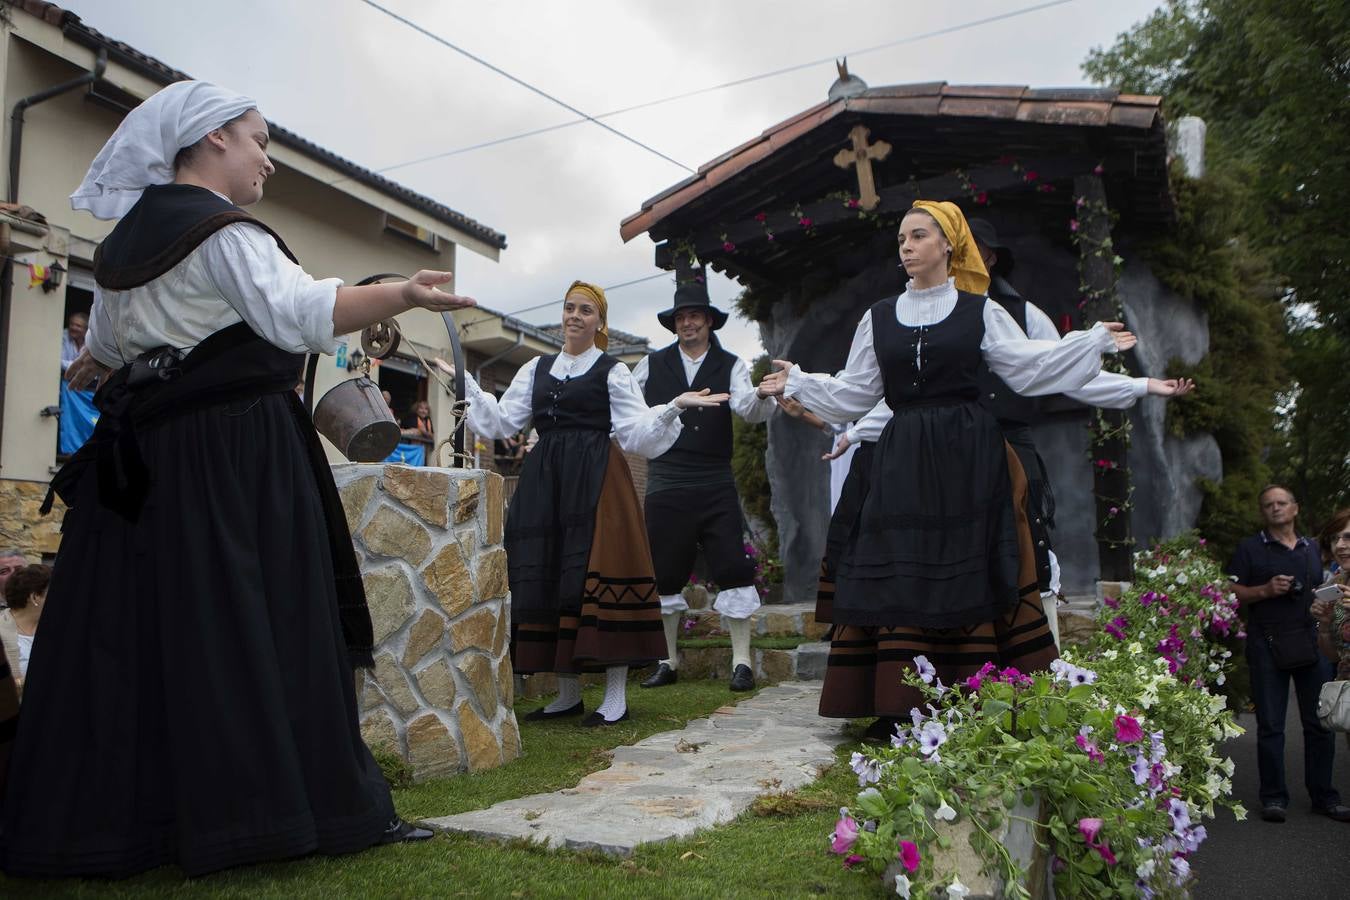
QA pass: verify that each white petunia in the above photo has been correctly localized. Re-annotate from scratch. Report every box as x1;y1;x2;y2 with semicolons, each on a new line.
935;800;957;822
895;873;912;898
947;876;971;898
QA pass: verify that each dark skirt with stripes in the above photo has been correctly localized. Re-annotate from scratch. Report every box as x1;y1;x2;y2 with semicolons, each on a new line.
818;441;1058;719
509;439;665;674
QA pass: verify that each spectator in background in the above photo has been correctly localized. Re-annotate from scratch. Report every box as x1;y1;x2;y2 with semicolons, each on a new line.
58;313;99;455
401;400;434;463
1228;485;1349;823
0;549;28;608
1312;509;1350;711
0;564;51;683
59;312;88;374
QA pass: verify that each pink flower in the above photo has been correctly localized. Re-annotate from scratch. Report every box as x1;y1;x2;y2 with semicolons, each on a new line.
1109;506;1119;516
975;191;989;206
1075;196;1087;208
1023;170;1039;182
766;233;775;242
1069;218;1080;232
1104;616;1128;641
1103;595;1120;609
722;241;736;253
754;211;767;223
1075;735;1105;764
965;673;985;692
1115;715;1144;743
898;839;921;873
1037;183;1055;193
844;853;866;868
799;216;813;228
1093;163;1105;175
846;198;861;209
831;813;859;854
1078;818;1103;844
1093;841;1117;866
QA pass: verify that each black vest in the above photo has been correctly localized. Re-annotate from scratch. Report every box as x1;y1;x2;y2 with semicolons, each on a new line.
47;184;375;667
642;341;734;464
976;277;1042;427
530;353;618;433
873;290;985;409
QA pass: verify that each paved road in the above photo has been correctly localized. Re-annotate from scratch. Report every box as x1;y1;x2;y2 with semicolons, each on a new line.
1193;702;1350;898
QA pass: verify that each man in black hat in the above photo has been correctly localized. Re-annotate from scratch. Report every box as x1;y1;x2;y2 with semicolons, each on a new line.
969;218;1194;622
632;266;776;691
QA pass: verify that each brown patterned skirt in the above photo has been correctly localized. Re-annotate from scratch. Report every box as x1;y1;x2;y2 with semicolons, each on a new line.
512;443;666;674
818;442;1058;718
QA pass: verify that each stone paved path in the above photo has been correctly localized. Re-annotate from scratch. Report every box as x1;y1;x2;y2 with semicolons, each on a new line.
425;682;848;856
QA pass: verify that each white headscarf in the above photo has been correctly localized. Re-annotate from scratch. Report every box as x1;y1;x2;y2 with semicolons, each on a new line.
71;80;257;220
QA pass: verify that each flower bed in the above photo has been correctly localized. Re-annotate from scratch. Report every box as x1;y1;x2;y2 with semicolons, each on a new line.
830;536;1244;898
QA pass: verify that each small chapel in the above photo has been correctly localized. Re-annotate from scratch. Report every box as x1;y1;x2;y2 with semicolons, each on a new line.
620;66;1219;605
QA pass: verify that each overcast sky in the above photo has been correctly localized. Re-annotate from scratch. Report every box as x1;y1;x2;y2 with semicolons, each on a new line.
65;0;1162;360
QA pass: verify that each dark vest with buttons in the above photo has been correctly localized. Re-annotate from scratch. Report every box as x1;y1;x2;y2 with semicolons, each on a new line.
873;289;986;408
642;340;735;465
976;276;1041;427
529;353;618;433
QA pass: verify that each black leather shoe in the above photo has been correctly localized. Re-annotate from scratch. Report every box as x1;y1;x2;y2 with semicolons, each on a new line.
522;700;584;721
862;717;899;744
1312;803;1350;822
581;709;631;727
1260;804;1287;823
729;664;755;692
641;663;678;688
379;817;434;844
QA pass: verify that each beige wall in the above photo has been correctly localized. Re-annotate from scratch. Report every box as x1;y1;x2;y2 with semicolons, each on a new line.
0;20;504;478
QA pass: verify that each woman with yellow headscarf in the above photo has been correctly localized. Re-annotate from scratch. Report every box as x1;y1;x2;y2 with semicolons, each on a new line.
441;281;728;725
758;201;1137;737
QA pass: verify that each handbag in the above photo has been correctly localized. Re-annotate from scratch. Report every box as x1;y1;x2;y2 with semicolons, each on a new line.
1318;680;1350;732
1264;622;1319;671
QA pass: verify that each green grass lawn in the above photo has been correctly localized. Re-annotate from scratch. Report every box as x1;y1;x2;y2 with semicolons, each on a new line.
2;682;881;899
675;635;810;651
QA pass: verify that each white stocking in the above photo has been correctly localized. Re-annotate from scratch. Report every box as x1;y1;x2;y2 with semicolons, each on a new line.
661;612;682;669
727;616;753;671
595;666;628;721
543;674;581;713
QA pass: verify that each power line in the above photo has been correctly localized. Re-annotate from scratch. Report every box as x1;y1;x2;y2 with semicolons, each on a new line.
365;0;1079;178
357;0;691;173
486;272;673;322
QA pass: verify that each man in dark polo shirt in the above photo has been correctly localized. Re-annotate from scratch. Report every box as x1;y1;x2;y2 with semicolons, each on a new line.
1228;484;1349;823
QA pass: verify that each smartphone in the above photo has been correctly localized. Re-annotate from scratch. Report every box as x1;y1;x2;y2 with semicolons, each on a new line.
1313;584;1344;603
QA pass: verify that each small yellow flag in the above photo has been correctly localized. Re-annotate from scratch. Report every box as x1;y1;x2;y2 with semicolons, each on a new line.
27;263;46;288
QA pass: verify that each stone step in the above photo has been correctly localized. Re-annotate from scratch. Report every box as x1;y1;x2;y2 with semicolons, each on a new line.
425;682;848;856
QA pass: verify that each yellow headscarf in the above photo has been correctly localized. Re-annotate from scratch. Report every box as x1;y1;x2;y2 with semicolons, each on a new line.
564;280;609;351
909;200;990;295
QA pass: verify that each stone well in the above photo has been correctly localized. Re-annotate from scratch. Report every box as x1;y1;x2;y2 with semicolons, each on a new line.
336;464;520;780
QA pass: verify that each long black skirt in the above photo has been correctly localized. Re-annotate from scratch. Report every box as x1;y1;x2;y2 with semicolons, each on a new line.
1;393;393;878
815;441;875;625
833;400;1024;628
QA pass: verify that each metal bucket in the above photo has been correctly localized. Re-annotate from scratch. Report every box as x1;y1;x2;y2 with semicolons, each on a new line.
302;272;467;466
312;374;401;462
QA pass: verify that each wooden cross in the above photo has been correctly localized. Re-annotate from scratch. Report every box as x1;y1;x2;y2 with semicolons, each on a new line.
833;125;891;211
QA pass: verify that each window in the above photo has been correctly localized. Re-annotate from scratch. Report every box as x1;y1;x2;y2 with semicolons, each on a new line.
384;214;440;252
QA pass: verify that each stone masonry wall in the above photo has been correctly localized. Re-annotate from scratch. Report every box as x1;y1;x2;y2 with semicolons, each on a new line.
0;479;66;559
336;464;520;781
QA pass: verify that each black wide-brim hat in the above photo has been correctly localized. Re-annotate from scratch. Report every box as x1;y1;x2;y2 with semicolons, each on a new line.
968;217;1015;276
657;268;729;332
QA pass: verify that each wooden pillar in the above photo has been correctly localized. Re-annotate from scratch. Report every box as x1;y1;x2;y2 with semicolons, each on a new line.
1074;175;1133;581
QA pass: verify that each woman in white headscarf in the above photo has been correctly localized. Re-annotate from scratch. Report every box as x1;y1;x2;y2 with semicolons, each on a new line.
2;81;472;879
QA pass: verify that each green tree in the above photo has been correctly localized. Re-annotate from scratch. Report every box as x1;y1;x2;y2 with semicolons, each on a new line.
1086;0;1350;542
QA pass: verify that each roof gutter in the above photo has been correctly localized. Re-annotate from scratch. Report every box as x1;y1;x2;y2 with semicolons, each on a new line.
1;48;107;475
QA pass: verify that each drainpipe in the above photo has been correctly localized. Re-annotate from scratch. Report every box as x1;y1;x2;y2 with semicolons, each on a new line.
0;50;107;473
472;331;524;467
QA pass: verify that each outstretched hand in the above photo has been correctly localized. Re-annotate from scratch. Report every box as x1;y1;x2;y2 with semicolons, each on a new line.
1147;377;1196;398
823;433;852;461
402;271;476;313
65;348;110;392
757;359;794;397
1102;322;1137;352
431;356;456;378
675;388;731;409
